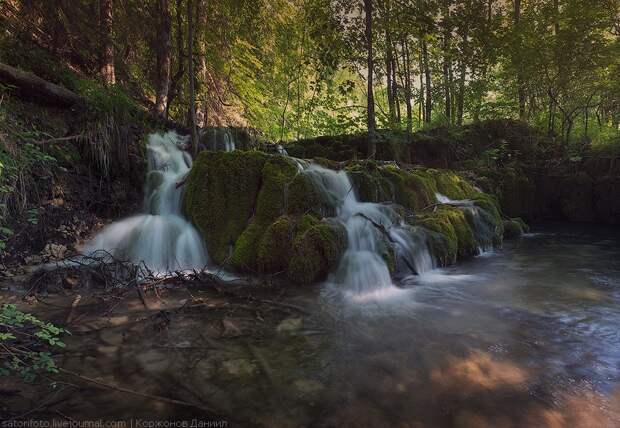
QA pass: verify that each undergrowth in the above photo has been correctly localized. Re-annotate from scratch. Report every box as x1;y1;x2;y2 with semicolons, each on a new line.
0;304;66;382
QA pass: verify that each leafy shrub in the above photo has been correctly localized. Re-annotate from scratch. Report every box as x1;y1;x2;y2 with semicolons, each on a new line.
0;304;67;382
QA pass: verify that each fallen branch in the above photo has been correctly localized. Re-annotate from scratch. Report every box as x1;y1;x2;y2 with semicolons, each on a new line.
59;368;216;413
175;177;187;189
0;62;84;107
32;135;85;145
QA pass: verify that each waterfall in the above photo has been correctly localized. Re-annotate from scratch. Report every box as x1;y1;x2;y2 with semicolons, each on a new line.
299;164;435;299
435;192;495;253
201;127;237;152
84;132;208;273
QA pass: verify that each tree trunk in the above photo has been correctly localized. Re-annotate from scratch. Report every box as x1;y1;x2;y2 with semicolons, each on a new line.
99;0;115;85
384;0;395;128
456;29;468;126
194;0;209;127
418;48;425;124
154;0;172;116
422;38;432;124
0;62;83;107
514;0;526;120
165;0;186;119
392;54;400;123
364;0;377;156
442;3;451;123
403;39;413;133
187;0;199;155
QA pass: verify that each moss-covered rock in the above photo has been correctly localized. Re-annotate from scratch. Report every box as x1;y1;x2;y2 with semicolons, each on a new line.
231;157;298;269
256;214;347;284
288;220;347;285
503;218;528;239
184;150;270;265
185;151;347;282
417;207;479;262
257;216;296;273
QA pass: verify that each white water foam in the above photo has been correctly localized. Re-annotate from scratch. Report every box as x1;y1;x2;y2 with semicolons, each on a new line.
84;131;208;273
299;164;435;302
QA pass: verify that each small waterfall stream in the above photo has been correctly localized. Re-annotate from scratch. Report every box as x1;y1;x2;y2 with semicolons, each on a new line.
85;132;208;273
435;192;496;253
298;164;436;300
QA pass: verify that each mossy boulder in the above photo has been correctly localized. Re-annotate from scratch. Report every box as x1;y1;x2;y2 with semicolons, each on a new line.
185;151;347;282
341;161;480;213
503;217;529;239
184;151;294;267
256;214;346;284
417;207;478;263
288;219;347;285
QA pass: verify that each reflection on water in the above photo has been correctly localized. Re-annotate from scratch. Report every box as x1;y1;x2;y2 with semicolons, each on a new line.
313;223;620;427
5;224;620;427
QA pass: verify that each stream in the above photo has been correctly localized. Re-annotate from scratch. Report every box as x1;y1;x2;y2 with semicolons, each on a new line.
5;224;620;427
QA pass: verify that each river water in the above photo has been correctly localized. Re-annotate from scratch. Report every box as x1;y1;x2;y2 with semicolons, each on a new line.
234;223;620;426
4;224;620;427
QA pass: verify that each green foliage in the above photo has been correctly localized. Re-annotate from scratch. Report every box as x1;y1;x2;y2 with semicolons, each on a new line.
74;79;139;121
1;0;618;145
0;304;67;382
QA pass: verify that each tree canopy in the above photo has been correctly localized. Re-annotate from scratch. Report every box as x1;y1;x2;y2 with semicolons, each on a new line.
1;0;618;144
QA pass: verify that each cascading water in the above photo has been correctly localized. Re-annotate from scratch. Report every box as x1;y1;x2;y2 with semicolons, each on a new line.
84;132;208;273
298;164;436;300
435;192;496;253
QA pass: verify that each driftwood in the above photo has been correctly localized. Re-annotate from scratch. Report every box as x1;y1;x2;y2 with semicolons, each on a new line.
0;62;84;107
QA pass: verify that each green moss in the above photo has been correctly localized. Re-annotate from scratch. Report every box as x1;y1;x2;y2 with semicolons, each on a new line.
231;157;298;269
429;169;478;200
346;162;394;203
184;151;269;265
503;219;524;239
287;173;329;217
417;206;478;263
186;149;507;282
257;216;295;273
288;221;347;285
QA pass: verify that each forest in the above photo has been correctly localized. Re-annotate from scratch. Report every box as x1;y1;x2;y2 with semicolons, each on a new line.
1;0;620;426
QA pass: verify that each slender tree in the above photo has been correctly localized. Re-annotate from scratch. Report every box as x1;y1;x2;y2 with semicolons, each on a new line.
99;0;115;85
514;0;526;120
154;0;172;116
187;0;199;154
364;0;376;134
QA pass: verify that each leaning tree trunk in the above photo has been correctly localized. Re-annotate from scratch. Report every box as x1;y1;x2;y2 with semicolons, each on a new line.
99;0;115;85
154;0;172;116
0;63;84;106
